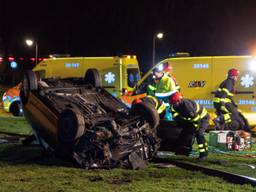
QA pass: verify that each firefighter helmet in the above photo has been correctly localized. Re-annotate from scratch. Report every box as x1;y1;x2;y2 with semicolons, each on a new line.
163;63;173;73
169;92;183;104
228;68;239;77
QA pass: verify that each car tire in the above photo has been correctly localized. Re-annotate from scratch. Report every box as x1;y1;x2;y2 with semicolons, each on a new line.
131;102;160;129
84;68;102;87
10;101;23;116
20;70;38;105
57;107;85;156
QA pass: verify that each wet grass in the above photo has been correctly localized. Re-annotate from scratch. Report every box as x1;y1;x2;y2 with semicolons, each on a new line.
0;116;32;135
168;134;256;178
0;144;255;192
0;116;256;191
169;152;256;178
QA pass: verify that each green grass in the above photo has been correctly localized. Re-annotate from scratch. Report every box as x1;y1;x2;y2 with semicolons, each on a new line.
0;116;32;135
181;133;256;178
0;144;255;192
0;116;256;191
168;152;256;178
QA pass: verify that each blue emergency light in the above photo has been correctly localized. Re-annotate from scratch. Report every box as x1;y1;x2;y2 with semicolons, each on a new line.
10;61;18;69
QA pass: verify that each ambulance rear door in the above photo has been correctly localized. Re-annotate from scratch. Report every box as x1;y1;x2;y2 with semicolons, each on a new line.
99;57;121;97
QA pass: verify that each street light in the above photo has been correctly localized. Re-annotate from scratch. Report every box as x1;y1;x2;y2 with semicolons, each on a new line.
25;39;38;65
152;32;164;67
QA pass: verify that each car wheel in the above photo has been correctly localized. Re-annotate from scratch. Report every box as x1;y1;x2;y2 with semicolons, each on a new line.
131;102;160;129
20;70;38;105
57;107;85;156
84;68;102;87
10;101;23;116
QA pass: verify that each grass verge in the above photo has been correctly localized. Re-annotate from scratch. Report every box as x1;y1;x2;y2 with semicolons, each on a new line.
0;116;32;135
0;144;255;192
0;116;256;191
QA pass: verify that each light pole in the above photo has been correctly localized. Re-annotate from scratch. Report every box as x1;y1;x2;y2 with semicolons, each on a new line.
152;32;164;67
25;39;38;65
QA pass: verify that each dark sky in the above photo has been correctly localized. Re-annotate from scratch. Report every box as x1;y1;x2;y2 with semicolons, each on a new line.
1;0;256;71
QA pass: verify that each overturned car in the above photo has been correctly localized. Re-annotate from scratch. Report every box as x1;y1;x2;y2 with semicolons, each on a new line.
20;69;160;169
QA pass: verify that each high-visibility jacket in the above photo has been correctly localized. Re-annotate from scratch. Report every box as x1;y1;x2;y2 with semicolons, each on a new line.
147;75;180;98
213;78;236;104
170;99;208;128
141;95;166;114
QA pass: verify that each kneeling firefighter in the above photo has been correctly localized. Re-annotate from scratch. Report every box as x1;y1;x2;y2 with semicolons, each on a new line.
169;92;209;160
213;68;250;131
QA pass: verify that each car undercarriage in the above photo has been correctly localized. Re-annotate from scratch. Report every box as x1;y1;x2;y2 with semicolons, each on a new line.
20;70;160;169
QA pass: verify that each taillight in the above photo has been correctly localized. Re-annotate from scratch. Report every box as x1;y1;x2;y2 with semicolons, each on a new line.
8;57;15;62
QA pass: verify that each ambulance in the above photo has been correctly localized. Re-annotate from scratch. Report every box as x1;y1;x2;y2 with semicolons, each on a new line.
2;55;140;115
33;55;140;97
121;55;256;127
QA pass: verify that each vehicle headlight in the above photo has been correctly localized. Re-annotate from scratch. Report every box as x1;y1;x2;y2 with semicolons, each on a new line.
249;59;256;71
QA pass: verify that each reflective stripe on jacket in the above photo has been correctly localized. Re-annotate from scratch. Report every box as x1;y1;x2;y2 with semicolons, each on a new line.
171;99;208;127
214;78;235;103
148;75;179;97
142;95;167;114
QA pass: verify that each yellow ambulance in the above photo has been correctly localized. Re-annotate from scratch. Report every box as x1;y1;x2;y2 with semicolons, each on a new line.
3;55;140;115
121;55;256;127
33;55;140;97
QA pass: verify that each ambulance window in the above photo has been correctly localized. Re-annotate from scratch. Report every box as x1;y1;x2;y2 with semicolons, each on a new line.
127;68;140;87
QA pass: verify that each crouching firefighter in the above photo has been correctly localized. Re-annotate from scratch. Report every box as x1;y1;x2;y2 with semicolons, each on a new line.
169;92;209;160
213;68;250;131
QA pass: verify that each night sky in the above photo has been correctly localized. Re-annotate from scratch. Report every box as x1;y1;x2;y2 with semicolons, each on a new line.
1;0;256;71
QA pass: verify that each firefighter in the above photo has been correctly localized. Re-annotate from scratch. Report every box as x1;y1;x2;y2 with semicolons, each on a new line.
136;95;167;118
147;66;180;120
147;67;179;98
131;95;166;131
213;68;250;131
169;92;209;160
